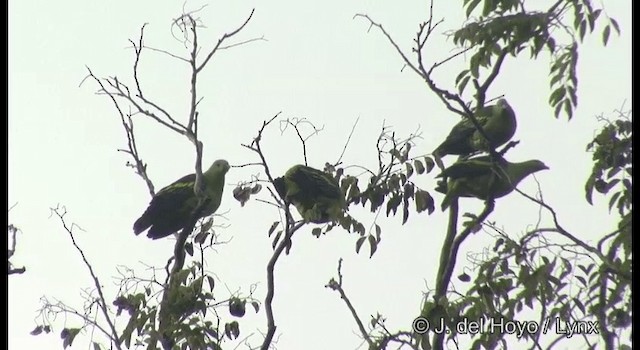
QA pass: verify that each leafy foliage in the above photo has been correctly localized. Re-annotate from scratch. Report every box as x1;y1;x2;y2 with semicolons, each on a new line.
585;112;632;216
455;0;620;119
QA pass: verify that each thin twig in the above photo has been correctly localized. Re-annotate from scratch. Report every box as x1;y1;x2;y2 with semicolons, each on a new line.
196;9;256;73
219;36;267;50
85;68;156;196
51;206;122;350
334;117;359;166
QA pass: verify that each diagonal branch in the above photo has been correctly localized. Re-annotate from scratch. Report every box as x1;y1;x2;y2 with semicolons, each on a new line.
50;206;122;350
325;258;375;349
334;117;359;166
195;9;256;73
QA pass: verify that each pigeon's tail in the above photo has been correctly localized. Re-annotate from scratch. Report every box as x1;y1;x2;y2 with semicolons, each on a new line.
133;211;152;235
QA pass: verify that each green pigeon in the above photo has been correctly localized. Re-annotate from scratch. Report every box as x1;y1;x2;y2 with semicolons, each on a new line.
273;165;346;224
433;99;517;167
436;156;548;210
133;159;230;239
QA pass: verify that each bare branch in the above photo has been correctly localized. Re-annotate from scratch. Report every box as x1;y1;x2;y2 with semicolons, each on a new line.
233;162;264;168
143;45;190;62
334;117;359;166
85;67;156;197
219;35;267;50
240;113;281;184
196;9;256;73
50;206;122;350
354;14;424;79
128;26;188;131
325;258;375;348
280;118;324;166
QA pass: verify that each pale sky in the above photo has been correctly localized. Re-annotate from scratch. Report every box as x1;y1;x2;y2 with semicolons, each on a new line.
8;1;631;350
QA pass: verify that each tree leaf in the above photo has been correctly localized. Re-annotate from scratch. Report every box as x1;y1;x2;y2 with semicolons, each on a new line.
549;87;565;105
386;195;401;216
272;231;282;249
267;221;279;237
402;198;410;224
355;236;366;254
250;183;262;194
610;18;620;34
415;189;435;214
422;157;434;174
64;328;81;349
414;159;425;174
224;321;240;340
406;162;414;178
458;273;471;282
466;0;481;17
185;242;194;257
207;275;215;292
458;75;471;94
30;326;43;336
602;25;610;46
368;235;378;258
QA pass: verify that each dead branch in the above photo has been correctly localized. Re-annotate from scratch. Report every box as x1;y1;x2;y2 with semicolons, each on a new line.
85;68;156;197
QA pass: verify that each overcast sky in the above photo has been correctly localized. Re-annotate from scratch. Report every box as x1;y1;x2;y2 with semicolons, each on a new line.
9;1;631;349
